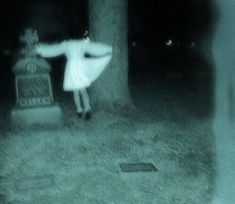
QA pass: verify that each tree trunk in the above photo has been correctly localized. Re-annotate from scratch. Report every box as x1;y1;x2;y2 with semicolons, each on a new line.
88;0;133;112
212;0;235;203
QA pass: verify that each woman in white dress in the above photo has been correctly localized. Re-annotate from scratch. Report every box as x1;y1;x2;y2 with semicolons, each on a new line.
35;38;112;120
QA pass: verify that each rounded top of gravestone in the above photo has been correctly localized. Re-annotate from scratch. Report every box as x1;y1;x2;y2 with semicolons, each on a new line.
12;57;51;74
12;28;51;74
19;28;39;58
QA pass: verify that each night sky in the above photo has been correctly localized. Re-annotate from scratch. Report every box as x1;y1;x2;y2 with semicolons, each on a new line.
130;0;214;45
0;0;214;99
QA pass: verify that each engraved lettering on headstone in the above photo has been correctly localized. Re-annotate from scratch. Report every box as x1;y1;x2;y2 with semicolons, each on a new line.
15;74;53;107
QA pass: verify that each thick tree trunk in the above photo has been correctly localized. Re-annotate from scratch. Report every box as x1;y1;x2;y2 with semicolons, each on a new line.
212;0;235;203
88;0;133;111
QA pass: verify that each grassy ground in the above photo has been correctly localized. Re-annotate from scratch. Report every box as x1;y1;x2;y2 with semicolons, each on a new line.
0;78;215;204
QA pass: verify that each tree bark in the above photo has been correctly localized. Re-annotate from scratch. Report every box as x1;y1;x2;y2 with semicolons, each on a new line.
88;0;133;112
212;0;235;203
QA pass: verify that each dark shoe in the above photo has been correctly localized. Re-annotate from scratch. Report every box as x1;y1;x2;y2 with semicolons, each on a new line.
85;111;92;120
77;112;83;118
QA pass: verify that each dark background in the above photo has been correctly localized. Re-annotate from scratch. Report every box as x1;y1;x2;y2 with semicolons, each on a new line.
0;0;214;103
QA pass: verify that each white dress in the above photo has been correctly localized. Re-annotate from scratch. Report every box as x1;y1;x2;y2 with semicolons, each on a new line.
36;39;112;91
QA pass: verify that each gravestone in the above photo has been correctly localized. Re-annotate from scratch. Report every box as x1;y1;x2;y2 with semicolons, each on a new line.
11;28;62;127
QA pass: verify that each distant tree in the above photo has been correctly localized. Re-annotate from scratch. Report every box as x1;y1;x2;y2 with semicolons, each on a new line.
88;0;134;112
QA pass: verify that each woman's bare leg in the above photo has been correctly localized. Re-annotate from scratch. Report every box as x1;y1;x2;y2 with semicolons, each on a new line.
80;88;91;120
73;90;83;116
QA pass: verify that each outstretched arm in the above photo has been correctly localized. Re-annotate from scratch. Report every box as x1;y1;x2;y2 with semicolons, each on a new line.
84;41;112;57
35;41;65;58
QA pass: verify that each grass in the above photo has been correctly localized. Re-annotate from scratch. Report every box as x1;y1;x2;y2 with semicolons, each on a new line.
0;78;215;203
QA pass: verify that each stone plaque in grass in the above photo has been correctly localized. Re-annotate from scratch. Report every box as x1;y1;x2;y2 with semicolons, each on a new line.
119;163;158;173
15;174;55;192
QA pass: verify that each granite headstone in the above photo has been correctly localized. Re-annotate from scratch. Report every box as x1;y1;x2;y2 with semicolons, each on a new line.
11;28;62;127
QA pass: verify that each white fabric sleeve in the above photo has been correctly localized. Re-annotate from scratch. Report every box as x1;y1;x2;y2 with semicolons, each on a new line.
36;41;66;58
84;54;112;83
84;41;112;57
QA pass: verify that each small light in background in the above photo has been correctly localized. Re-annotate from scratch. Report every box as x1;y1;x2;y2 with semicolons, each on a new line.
190;42;195;48
166;39;173;47
131;41;136;47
